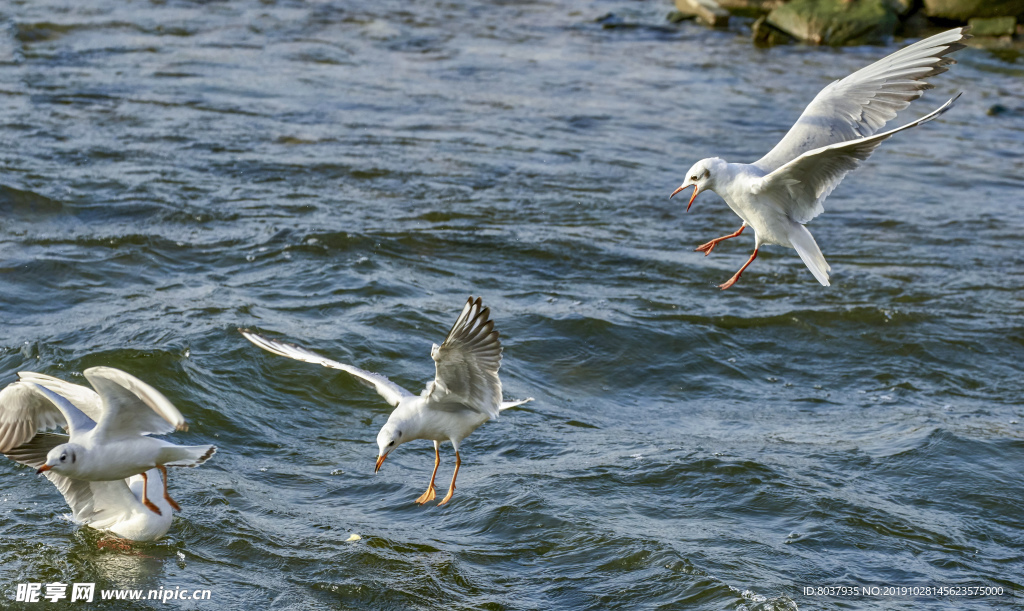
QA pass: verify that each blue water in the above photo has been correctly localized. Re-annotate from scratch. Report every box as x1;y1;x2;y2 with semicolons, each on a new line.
1;1;1022;609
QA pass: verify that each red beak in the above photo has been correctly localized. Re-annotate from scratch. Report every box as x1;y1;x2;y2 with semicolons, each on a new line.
375;454;386;473
670;184;700;212
36;465;52;474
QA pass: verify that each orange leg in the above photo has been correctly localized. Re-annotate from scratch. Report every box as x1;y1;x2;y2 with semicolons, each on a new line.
719;248;759;290
436;451;461;506
140;472;162;516
695;224;745;256
415;443;440;504
159;465;181;512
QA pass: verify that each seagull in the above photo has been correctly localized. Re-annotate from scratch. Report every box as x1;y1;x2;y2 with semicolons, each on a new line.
240;296;533;506
5;432;173;541
671;27;969;289
0;368;216;518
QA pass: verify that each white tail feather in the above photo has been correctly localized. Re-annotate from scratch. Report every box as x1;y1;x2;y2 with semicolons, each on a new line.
158;445;217;468
789;224;831;286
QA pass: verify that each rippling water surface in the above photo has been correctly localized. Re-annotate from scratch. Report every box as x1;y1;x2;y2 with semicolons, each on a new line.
1;1;1022;609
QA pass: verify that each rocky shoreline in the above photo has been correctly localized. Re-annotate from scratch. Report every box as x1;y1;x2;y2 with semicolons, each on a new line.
669;0;1024;46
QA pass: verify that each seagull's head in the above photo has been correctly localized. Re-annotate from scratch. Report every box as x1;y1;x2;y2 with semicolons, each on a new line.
38;443;83;476
375;421;407;473
671;158;724;211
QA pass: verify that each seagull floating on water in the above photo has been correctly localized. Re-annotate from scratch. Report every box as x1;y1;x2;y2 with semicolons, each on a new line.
671;27;969;289
0;368;215;528
240;296;533;506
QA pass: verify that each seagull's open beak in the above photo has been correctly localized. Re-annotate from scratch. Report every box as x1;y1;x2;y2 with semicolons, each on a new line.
36;465;51;475
374;454;387;474
670;184;700;212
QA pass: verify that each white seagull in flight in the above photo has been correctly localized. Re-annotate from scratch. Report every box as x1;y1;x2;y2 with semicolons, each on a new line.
241;296;532;506
671;27;969;289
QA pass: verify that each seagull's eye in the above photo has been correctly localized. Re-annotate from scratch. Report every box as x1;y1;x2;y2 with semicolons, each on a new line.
388;440;395;447
690;175;698;181
60;453;67;462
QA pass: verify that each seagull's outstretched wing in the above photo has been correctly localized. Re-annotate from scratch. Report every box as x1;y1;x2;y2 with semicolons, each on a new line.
85;367;186;442
756;95;959;224
18;372;104;421
426;297;503;418
0;381;67;452
0;376;102;452
240;329;413;407
5;432;143;527
754;27;968;173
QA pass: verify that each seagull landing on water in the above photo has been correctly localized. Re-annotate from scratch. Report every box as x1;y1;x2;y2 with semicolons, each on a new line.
671;27;969;289
0;369;216;532
240;297;533;507
2;375;175;541
5;433;174;541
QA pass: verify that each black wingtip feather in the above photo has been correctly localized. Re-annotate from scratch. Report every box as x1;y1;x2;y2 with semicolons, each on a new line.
186;445;217;468
442;297;504;358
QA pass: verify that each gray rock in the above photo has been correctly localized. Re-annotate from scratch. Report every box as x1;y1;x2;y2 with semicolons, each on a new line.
968;16;1017;36
768;0;898;46
716;0;784;18
923;0;1024;20
596;13;628;29
752;15;796;45
966;33;1024;50
667;10;699;23
675;0;731;27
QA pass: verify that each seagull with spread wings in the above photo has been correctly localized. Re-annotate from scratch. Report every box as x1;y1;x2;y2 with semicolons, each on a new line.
0;368;216;523
240;296;533;506
671;27;969;289
5;430;173;540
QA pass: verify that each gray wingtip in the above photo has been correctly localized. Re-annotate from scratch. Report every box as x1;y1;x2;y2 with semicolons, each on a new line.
920;93;961;124
940;92;962;113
